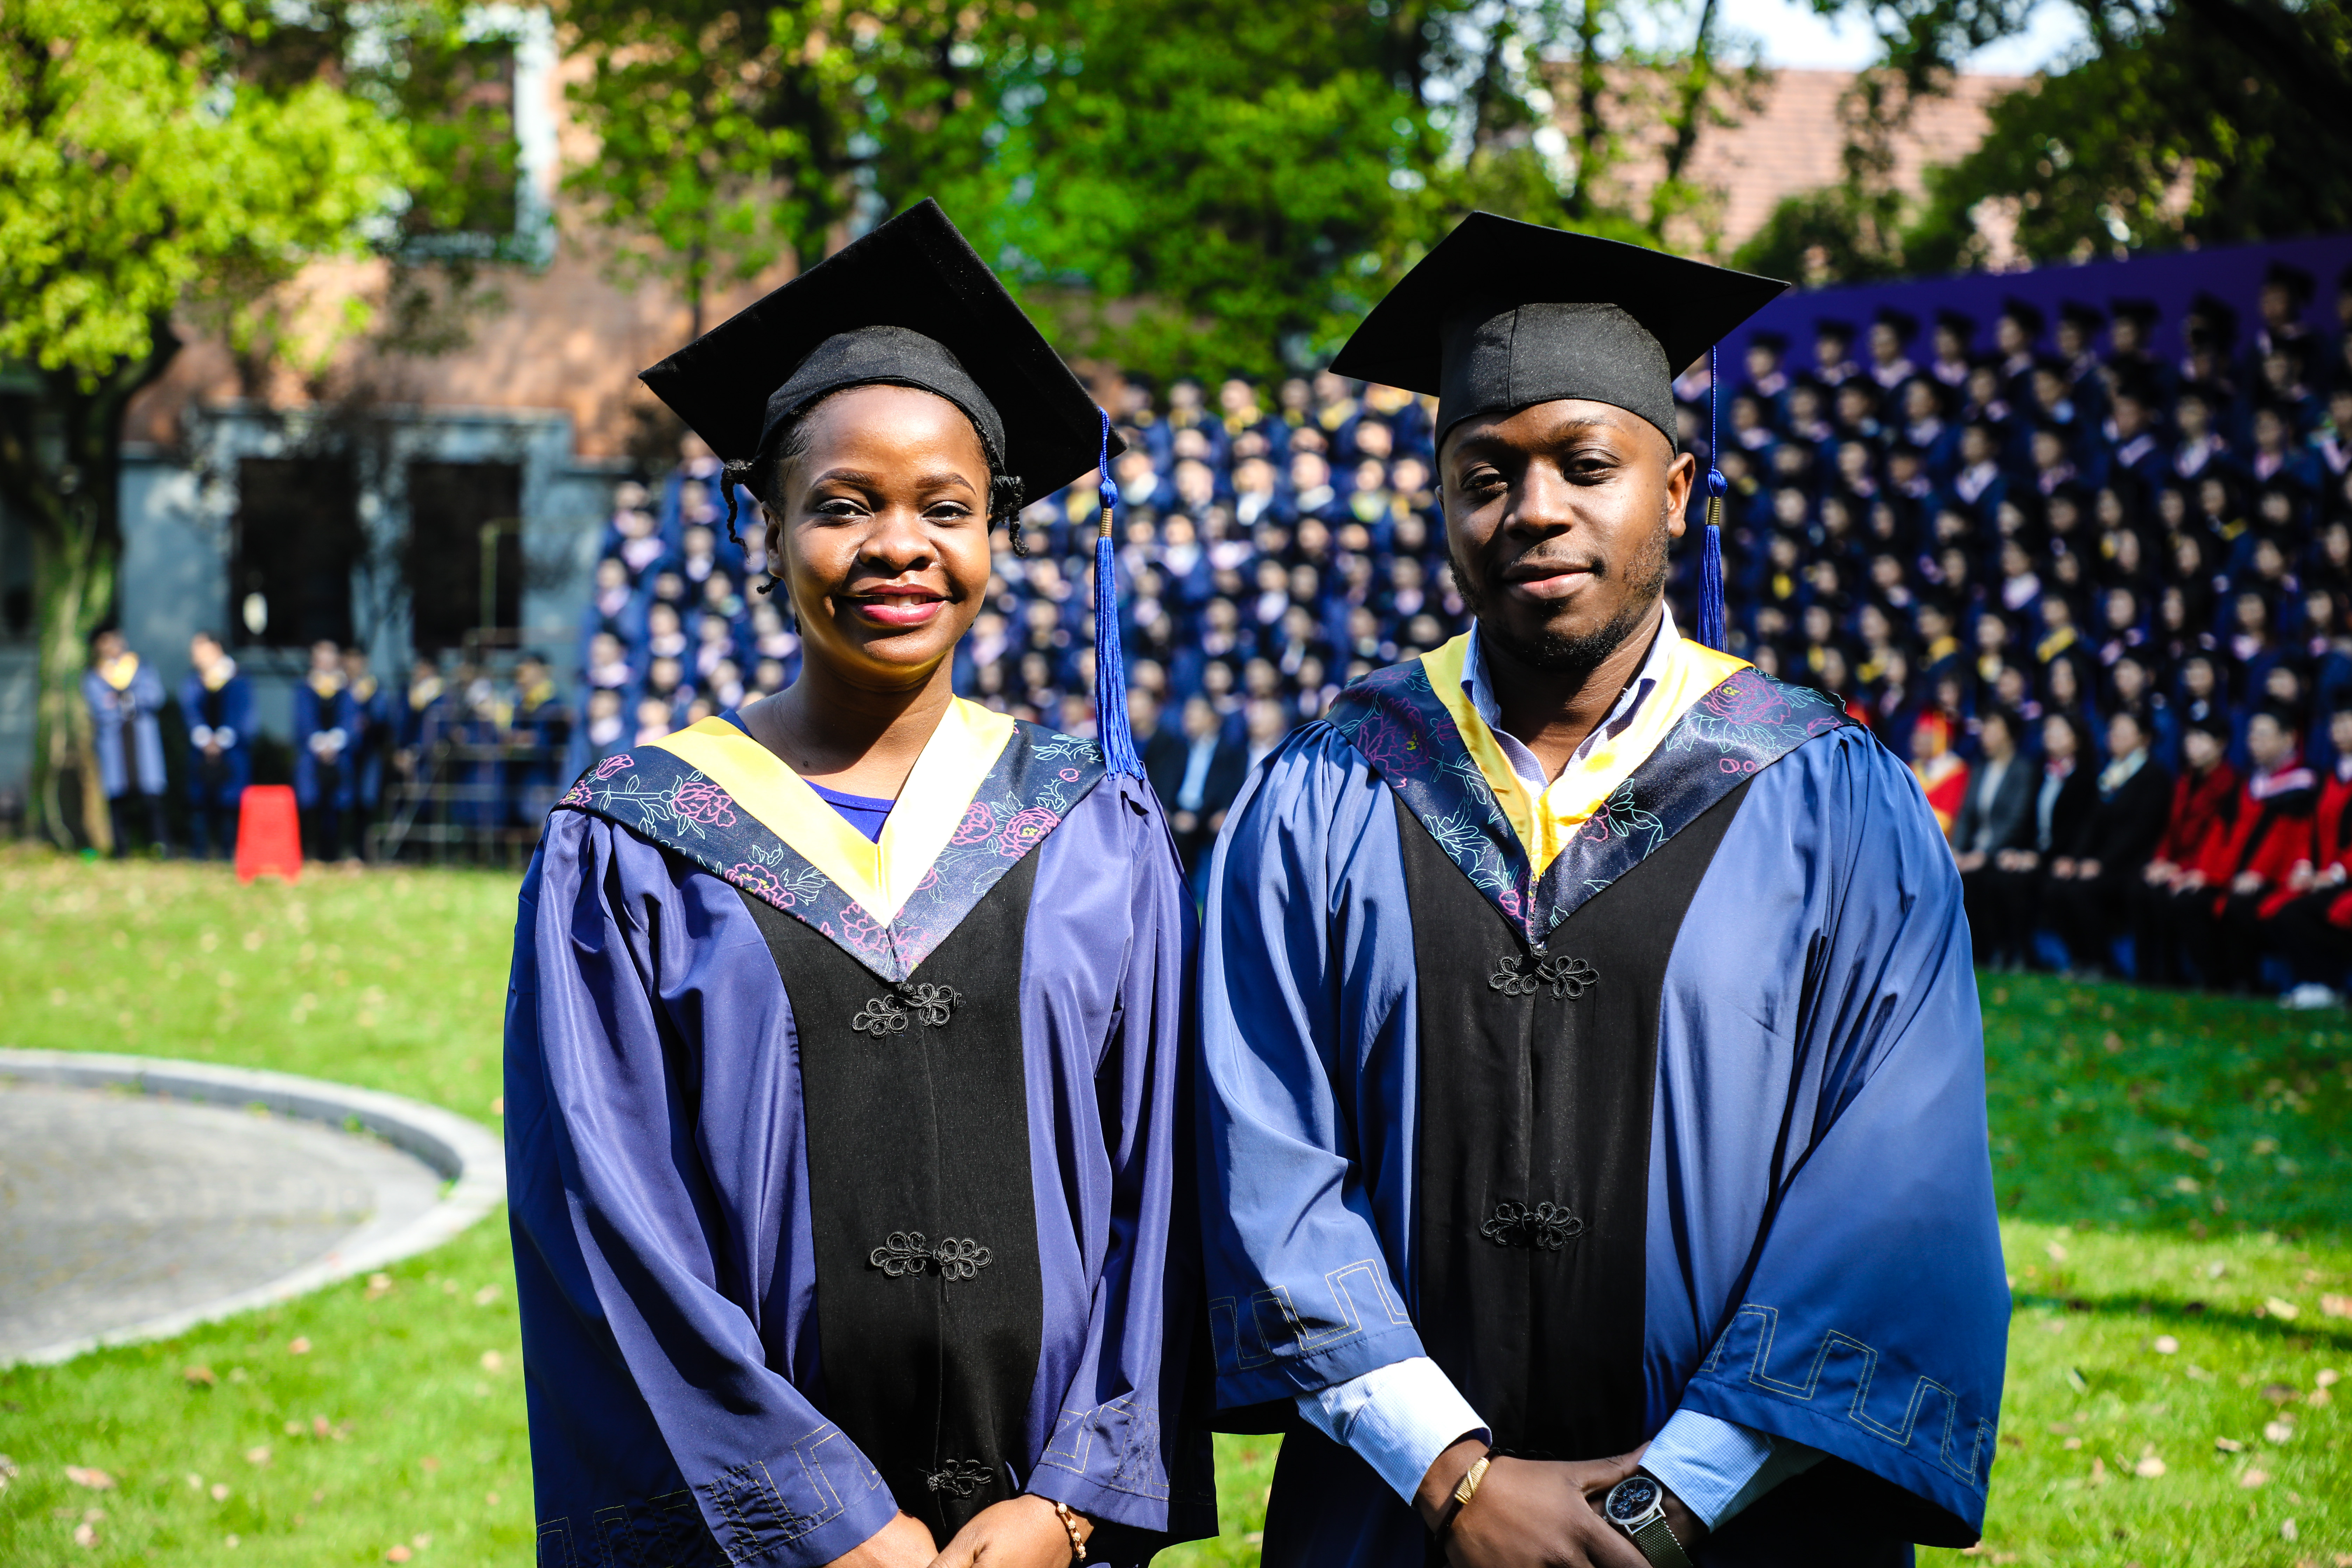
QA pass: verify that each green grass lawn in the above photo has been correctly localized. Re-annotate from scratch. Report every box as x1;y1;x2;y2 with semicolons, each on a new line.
0;849;2345;1565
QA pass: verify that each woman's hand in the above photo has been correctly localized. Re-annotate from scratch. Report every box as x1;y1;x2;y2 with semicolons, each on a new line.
828;1513;937;1568
927;1495;1090;1568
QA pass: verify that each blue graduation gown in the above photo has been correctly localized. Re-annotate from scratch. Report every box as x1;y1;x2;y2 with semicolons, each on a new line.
506;711;1213;1566
1197;662;2009;1565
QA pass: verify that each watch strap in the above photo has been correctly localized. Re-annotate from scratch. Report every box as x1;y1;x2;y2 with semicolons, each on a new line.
1625;1512;1695;1568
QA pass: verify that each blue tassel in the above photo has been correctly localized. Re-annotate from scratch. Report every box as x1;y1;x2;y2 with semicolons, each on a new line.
1696;345;1729;653
1091;410;1142;778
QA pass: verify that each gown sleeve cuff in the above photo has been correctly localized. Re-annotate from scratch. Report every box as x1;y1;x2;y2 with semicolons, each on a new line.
1292;1356;1490;1506
1642;1409;1825;1530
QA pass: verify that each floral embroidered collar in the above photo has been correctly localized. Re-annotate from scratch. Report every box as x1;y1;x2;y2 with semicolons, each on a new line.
1325;656;1855;945
557;705;1107;981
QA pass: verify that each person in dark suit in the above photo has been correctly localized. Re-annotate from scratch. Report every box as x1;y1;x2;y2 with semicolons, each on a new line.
1952;706;2034;965
1982;712;2099;969
1136;686;1189;804
2042;708;2175;975
1164;693;1245;887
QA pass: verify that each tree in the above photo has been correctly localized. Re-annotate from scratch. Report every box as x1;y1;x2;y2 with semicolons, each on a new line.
0;0;490;849
1738;0;2352;282
560;0;1764;382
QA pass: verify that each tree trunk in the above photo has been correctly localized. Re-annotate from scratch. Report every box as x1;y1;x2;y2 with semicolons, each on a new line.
32;519;117;851
0;315;180;850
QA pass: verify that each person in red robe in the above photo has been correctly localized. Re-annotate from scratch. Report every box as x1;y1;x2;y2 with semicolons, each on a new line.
2129;716;2241;986
2253;705;2352;1007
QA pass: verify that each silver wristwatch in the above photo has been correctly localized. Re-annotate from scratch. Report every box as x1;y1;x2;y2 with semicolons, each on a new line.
1602;1474;1695;1568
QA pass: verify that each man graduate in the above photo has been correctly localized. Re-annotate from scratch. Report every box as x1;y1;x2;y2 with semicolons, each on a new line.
1196;214;2008;1568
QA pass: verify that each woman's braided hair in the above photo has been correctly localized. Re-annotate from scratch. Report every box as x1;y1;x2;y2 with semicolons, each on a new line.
718;386;1030;560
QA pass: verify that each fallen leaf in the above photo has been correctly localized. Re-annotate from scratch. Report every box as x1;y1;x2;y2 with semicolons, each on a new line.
485;1491;499;1505
72;1522;97;1548
413;1533;433;1548
365;1273;394;1300
211;1483;230;1502
2284;1520;2300;1542
288;1337;313;1355
2064;1437;2084;1450
472;1286;500;1307
2312;1388;2333;1407
64;1467;115;1490
225;1534;240;1548
2263;1384;2301;1404
490;1096;505;1115
2152;1335;2180;1354
2134;1455;2166;1477
185;1474;202;1490
480;1351;503;1372
2046;1241;2068;1262
2265;1420;2296;1443
2090;1456;2108;1484
386;1547;413;1563
2243;1468;2272;1487
2323;1295;2352;1320
0;1454;15;1491
184;1366;217;1387
420;1456;441;1474
2266;1297;2302;1321
2317;1368;2342;1388
2216;1437;2245;1452
284;1420;302;1437
244;1447;271;1466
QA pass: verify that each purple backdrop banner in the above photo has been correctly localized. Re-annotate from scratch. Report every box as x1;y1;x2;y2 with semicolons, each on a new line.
1710;232;2352;381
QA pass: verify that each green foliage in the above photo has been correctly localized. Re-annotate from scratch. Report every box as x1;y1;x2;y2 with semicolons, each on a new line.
1904;1;2352;271
0;0;415;382
1757;0;2352;284
558;0;1762;381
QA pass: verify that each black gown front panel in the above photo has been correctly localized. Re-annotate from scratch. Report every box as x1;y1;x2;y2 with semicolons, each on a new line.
737;853;1043;1541
1401;782;1750;1463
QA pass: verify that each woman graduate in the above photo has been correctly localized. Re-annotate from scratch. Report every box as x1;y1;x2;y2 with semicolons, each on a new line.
506;200;1213;1568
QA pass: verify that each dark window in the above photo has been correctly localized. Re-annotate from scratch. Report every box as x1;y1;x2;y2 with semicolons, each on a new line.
406;460;523;654
399;40;520;247
231;456;360;648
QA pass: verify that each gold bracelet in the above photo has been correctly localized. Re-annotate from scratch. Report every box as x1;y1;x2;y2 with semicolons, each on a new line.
1453;1455;1492;1510
1052;1500;1088;1563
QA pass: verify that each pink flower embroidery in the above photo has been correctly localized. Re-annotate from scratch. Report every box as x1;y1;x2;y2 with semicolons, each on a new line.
561;779;593;807
997;805;1060;857
1351;713;1422;779
1059;767;1081;782
593;753;635;780
732;863;786;905
670;780;738;826
950;800;998;846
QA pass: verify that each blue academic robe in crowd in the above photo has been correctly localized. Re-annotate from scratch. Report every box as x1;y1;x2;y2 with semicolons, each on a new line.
1197;634;2010;1566
292;675;359;810
506;703;1214;1566
349;676;393;810
180;663;255;809
83;658;168;798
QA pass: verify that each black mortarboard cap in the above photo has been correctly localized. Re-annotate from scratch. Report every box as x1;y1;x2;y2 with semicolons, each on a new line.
2264;261;2315;303
1933;308;1977;340
2186;291;2238;348
2059;299;2104;330
2110;298;2160;329
637;198;1117;503
2000;297;2045;337
1326;212;1786;450
1749;329;1789;353
1872;307;1918;341
1814;317;1856;343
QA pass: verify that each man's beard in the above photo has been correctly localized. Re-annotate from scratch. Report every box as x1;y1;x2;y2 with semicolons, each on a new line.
1453;506;1674;680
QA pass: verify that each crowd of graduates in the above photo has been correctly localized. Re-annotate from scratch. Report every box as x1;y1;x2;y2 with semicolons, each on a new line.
76;253;2352;1000
1714;262;2352;1005
571;260;2352;1001
80;629;570;863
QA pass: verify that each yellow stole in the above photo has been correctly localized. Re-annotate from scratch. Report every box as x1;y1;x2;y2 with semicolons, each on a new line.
1419;629;1748;878
650;699;1016;923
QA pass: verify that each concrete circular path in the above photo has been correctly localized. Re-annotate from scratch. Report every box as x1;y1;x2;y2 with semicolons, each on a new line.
0;1051;505;1367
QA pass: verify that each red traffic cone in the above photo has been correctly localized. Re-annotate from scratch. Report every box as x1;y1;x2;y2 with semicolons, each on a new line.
234;785;303;884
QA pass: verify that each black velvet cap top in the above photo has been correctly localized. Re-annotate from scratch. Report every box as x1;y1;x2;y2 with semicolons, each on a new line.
1329;212;1786;450
637;198;1116;500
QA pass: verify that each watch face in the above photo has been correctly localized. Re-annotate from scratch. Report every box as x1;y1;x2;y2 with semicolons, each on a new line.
1607;1476;1660;1522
